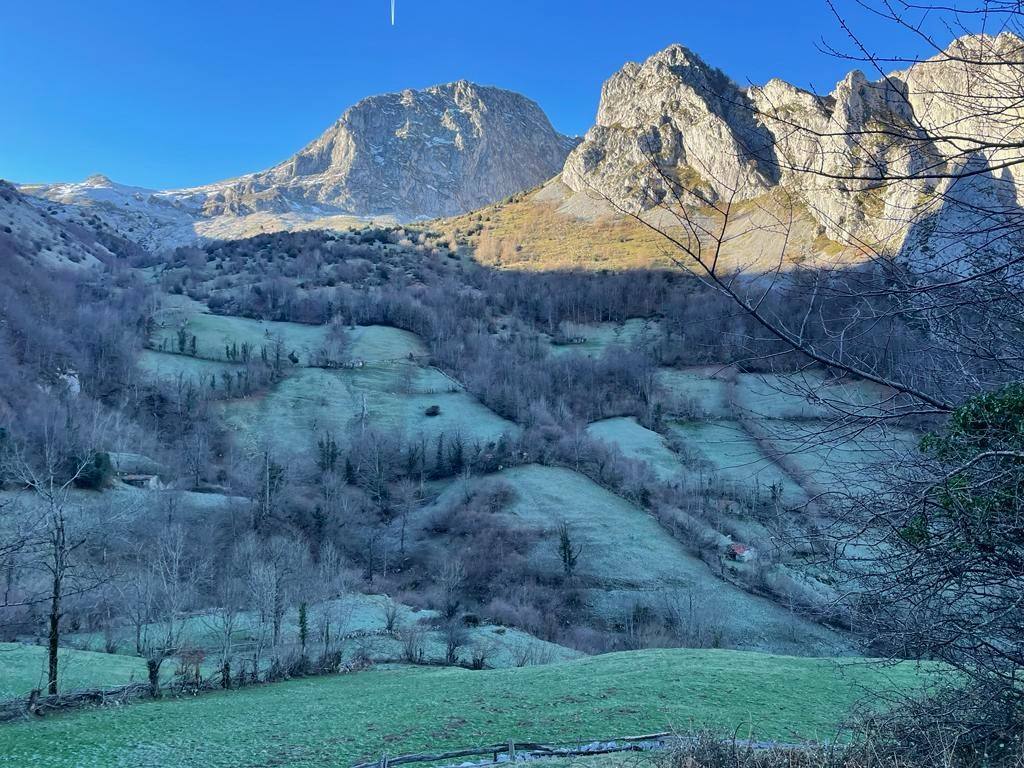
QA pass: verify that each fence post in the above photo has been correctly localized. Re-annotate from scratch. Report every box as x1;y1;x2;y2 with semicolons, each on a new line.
508;741;516;762
379;753;388;768
26;689;40;716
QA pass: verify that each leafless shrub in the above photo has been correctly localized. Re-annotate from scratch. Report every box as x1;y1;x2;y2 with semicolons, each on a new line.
379;600;400;633
400;625;426;664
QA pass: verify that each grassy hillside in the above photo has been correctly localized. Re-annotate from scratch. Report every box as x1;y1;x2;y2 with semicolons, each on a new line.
138;349;241;386
151;313;329;363
549;319;662;358
441;186;682;271
0;649;940;767
438;180;853;273
586;417;682;482
666;420;806;502
433;465;845;655
221;363;515;454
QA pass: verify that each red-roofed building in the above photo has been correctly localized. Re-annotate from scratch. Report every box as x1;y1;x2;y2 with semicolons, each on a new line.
726;543;755;562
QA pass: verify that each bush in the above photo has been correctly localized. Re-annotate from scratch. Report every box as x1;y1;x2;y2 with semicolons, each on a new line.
424;404;441;417
74;451;114;489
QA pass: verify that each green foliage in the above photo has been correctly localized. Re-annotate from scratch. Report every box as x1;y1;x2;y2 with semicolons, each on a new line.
74;451;113;490
925;382;1024;458
904;385;1024;575
873;383;1024;718
298;602;308;652
557;521;581;578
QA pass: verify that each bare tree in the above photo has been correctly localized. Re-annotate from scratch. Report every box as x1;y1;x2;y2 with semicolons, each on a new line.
139;524;204;697
199;565;245;687
438;559;466;620
5;421;106;695
601;0;1024;742
442;618;468;666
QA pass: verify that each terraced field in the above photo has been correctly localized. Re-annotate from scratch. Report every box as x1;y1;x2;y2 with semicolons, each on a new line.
649;366;917;501
665;420;807;503
345;324;426;361
752;420;920;495
586;417;682;482
655;366;733;418
59;591;577;678
144;311;510;454
137;349;241;387
732;373;896;421
152;313;330;364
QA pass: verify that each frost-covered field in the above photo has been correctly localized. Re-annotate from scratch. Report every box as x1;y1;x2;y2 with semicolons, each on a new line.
549;318;661;357
138;349;241;385
151;313;426;367
586;417;682;481
57;592;577;679
433;464;845;654
152;313;330;364
666;420;807;502
220;363;515;454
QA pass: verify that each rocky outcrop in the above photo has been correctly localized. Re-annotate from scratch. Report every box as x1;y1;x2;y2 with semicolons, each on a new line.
562;34;1024;259
563;45;777;209
183;80;577;220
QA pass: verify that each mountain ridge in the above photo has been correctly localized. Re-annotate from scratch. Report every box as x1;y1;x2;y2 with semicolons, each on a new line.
17;34;1024;266
17;80;577;250
560;33;1024;264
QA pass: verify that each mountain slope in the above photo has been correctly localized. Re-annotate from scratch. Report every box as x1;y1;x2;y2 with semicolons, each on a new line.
20;81;577;250
556;34;1023;266
0;181;122;269
185;80;577;220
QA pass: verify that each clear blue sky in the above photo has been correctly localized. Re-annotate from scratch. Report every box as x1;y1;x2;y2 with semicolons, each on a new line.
0;0;953;189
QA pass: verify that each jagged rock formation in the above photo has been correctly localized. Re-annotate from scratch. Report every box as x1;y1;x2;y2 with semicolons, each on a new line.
562;34;1024;261
20;38;1024;266
563;45;779;208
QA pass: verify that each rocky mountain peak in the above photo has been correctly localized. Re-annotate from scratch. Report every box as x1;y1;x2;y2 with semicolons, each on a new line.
563;43;778;210
562;34;1024;258
189;80;577;220
83;173;114;186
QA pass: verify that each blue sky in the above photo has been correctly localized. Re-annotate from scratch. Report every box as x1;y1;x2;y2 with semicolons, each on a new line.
0;1;959;188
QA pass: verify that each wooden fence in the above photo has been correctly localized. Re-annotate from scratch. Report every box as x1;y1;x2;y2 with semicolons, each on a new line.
351;733;677;768
351;733;814;768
